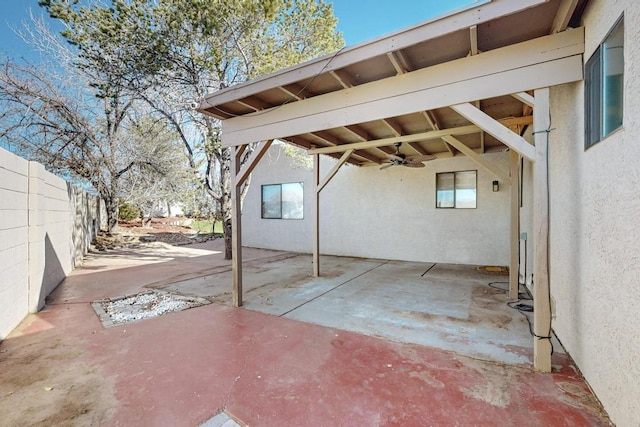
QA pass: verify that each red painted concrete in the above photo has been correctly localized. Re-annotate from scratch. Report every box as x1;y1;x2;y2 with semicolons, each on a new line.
1;245;611;426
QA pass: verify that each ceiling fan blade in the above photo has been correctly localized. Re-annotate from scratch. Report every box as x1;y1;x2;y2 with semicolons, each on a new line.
406;154;437;163
403;162;426;168
379;163;394;170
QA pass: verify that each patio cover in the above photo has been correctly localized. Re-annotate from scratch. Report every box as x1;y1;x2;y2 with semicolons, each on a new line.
198;0;587;371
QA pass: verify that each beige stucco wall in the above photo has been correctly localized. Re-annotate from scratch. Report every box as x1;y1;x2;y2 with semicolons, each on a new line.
242;144;511;266
0;147;104;339
544;1;640;425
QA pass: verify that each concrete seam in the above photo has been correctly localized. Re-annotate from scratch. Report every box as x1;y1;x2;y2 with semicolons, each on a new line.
279;260;390;317
221;314;271;418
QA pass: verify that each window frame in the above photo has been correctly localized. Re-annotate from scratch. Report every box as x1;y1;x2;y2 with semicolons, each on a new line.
435;170;477;209
261;182;304;220
585;15;624;149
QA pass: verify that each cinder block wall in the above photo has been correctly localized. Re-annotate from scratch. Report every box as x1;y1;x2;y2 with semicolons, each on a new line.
0;149;30;340
0;147;104;339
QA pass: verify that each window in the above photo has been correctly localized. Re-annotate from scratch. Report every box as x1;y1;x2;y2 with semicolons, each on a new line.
436;171;477;209
585;16;624;148
261;182;304;219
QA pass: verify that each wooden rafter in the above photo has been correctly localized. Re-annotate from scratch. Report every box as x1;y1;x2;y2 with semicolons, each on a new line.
221;30;582;147
551;0;580;33
382;118;404;137
309;116;533;155
387;52;407;75
200;0;547;114
279;83;314;101
408;143;429;156
308;131;379;164
422;110;452;155
470;25;479;55
394;50;413;72
341;126;388;161
236;96;271;111
329;70;355;89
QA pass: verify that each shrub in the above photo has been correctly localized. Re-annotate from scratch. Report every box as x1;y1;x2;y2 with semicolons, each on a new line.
118;202;140;221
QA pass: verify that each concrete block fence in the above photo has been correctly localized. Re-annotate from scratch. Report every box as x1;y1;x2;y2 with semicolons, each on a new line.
0;147;105;339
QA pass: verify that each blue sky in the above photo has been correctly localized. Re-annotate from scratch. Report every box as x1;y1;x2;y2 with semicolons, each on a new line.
331;0;476;45
0;0;474;60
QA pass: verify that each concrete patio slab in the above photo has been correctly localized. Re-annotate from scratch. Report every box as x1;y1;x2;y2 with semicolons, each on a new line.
0;241;611;426
151;253;558;366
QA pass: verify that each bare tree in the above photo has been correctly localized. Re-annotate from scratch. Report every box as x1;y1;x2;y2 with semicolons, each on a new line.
39;0;344;258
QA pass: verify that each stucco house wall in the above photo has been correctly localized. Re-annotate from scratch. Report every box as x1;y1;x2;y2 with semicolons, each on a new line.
242;144;512;266
540;2;640;425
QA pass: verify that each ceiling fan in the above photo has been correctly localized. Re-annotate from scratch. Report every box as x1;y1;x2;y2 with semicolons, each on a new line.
380;142;437;170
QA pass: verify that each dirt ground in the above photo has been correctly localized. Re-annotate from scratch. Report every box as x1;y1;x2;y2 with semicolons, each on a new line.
0;223;211;427
94;218;217;249
0;319;117;427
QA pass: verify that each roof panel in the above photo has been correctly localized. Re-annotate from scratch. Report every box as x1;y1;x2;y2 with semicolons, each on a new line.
199;0;581;163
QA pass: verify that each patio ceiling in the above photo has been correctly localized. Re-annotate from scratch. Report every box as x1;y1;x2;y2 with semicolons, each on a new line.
199;0;586;166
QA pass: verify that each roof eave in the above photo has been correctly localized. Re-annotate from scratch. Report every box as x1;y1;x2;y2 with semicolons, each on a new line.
197;0;548;117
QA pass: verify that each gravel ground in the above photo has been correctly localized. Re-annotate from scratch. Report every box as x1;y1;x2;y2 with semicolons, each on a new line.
100;292;208;325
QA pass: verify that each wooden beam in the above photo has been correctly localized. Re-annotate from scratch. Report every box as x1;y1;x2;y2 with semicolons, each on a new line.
311;130;338;145
286;135;365;165
509;150;520;300
533;87;552;372
236;96;271;111
222;29;583;147
318;149;353;193
469;25;479;55
231;144;245;307
512;92;535;108
236;140;273;187
344;124;368;140
394;50;413;72
451;103;536;162
309;116;532;155
423;110;453;155
313;154;320;277
279;83;312;100
408;142;428;156
310;130;381;164
382;118;404;137
279;86;301;101
387;52;407;75
441;135;510;183
329;70;354;89
551;0;580;33
200;0;547;115
342;126;390;161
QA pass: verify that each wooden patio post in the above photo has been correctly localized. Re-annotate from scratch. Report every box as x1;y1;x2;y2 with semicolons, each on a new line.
231;144;244;307
510;150;521;300
313;153;320;277
533;87;552;372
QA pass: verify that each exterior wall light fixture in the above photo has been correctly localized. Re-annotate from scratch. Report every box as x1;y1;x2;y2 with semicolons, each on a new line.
492;180;499;192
